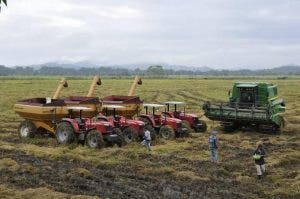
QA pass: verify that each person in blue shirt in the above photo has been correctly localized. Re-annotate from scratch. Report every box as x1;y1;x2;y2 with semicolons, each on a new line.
208;130;218;162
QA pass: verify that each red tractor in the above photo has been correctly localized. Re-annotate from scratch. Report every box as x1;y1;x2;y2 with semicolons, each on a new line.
138;103;188;140
55;107;125;149
99;105;156;144
164;101;207;132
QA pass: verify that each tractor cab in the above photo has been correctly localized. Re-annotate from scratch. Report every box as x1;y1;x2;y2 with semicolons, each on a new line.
235;84;258;108
102;104;127;125
142;103;165;126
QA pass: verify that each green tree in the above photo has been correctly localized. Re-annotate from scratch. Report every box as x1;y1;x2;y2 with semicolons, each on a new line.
146;65;165;76
0;0;7;12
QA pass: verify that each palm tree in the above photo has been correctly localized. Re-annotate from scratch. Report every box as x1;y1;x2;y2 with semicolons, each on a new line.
0;0;7;12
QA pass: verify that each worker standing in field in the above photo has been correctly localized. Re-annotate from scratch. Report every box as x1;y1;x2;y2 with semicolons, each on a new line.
253;141;266;180
141;129;151;151
208;130;218;162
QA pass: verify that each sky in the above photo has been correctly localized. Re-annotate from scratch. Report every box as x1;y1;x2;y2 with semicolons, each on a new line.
0;0;299;69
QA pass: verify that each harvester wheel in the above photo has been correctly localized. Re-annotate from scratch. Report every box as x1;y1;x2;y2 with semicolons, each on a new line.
18;120;36;138
182;121;192;136
123;127;138;144
195;120;207;133
114;128;126;147
85;130;104;149
159;125;175;140
56;122;75;144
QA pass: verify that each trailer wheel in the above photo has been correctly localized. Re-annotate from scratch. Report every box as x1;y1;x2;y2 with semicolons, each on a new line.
56;122;75;144
123;127;138;144
159;125;175;140
18;120;36;138
85;130;104;149
114;128;126;147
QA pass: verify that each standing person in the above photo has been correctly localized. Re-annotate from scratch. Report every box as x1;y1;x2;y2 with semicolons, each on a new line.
208;130;218;162
253;141;266;180
141;129;151;151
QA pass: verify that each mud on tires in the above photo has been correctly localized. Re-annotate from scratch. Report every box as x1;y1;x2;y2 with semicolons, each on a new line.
114;128;126;147
159;125;175;140
182;120;192;136
85;129;104;149
195;120;207;133
56;121;76;144
18;120;36;138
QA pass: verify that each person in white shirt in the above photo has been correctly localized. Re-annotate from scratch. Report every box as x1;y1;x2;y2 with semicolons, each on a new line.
141;129;151;151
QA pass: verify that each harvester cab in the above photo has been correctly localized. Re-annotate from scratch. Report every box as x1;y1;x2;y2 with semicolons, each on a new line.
56;106;124;149
203;82;286;133
164;101;207;132
139;103;188;140
102;104;150;144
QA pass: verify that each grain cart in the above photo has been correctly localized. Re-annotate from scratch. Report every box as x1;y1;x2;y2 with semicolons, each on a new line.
164;101;207;132
100;105;156;144
202;82;286;133
102;76;143;118
56;106;125;148
139;104;188;140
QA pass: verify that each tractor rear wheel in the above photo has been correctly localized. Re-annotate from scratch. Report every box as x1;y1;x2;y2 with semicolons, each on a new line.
18;120;36;138
123;127;138;144
159;125;175;140
139;117;152;126
56;122;75;144
85;130;104;149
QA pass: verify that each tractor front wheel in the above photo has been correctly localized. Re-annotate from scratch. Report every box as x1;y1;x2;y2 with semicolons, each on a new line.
18;120;36;138
123;127;138;144
182;121;192;136
195;120;207;133
85;130;104;149
114;128;126;147
56;122;75;144
159;125;175;140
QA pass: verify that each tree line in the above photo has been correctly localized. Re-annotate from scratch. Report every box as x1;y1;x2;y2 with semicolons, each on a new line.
0;65;299;76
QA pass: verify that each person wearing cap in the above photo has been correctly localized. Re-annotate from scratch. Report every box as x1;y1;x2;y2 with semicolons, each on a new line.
141;129;151;151
253;141;266;179
208;130;218;162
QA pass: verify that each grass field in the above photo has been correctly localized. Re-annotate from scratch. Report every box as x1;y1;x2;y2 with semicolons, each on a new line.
0;77;299;198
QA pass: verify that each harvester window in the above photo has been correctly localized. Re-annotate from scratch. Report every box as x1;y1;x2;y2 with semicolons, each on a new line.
239;87;256;106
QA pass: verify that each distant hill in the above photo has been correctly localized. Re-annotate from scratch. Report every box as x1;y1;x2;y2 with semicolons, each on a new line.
0;64;299;76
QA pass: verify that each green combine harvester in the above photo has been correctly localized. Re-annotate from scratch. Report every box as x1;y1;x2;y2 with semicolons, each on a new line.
202;82;286;133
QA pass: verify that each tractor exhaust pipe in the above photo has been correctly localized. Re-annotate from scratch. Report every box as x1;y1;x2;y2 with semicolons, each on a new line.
53;78;68;99
128;76;142;96
87;75;101;97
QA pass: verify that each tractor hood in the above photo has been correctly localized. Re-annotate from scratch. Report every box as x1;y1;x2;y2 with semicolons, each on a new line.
127;119;145;126
166;117;182;123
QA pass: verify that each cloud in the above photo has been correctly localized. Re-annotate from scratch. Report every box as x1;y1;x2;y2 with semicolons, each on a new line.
0;0;299;68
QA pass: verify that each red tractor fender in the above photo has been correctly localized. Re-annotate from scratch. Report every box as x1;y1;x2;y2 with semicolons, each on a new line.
164;117;182;130
61;118;80;134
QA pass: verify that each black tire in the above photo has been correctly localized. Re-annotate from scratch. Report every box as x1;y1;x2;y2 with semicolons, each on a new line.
18;120;36;138
114;128;126;147
123;127;138;144
159;125;175;140
145;125;157;141
195;120;207;133
182;121;192;136
85;129;104;149
56;121;75;144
